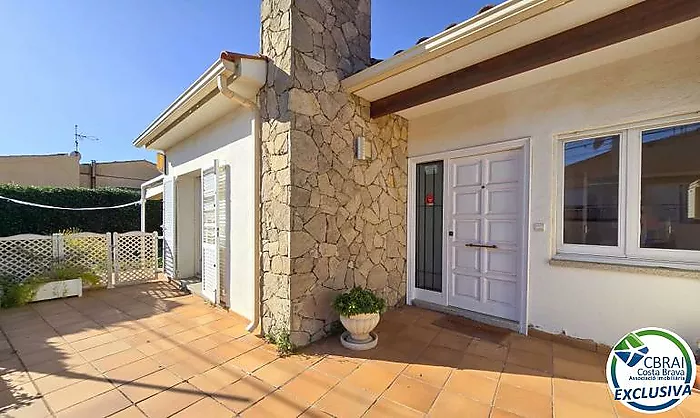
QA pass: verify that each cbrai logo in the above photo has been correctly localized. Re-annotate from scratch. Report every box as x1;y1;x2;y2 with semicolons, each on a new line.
607;328;696;414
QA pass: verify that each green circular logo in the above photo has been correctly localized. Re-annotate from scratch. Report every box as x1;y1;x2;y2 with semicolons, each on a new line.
606;327;696;414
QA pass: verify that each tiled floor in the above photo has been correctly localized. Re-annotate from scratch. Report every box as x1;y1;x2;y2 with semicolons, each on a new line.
0;281;698;417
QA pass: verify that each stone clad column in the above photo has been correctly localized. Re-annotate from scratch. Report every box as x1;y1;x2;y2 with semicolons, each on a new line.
260;0;409;346
260;0;293;337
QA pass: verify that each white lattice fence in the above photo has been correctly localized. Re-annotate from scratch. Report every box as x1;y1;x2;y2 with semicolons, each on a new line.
0;231;158;288
113;232;158;286
0;234;54;280
63;233;112;287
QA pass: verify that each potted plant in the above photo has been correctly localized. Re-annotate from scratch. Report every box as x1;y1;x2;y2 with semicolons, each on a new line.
332;287;385;350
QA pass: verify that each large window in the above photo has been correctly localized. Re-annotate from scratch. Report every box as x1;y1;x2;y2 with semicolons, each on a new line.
557;117;700;265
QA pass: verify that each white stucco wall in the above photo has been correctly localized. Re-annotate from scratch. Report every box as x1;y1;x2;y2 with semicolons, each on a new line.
408;39;700;345
166;109;257;322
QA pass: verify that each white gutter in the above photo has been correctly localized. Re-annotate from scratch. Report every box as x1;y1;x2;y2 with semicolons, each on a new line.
217;65;263;334
342;0;570;93
133;59;229;148
141;174;165;189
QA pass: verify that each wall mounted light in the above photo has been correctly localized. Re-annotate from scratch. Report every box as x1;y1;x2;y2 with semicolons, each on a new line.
355;136;370;160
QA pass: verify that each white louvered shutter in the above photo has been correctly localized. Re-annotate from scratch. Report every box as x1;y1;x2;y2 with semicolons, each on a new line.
217;164;229;307
162;176;177;279
201;162;219;304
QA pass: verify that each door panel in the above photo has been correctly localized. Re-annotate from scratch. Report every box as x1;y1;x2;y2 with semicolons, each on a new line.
454;220;480;241
485;278;517;306
489;157;520;184
414;161;444;294
447;148;523;321
454;246;480;272
454;273;480;300
454;192;481;215
486;220;517;245
486;250;518;276
455;162;482;186
487;188;519;215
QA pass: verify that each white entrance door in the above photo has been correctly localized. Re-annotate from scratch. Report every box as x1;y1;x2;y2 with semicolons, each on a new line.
201;162;219;304
447;148;523;321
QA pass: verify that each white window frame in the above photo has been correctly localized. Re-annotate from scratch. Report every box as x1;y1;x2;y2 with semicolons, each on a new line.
556;129;628;258
555;112;700;268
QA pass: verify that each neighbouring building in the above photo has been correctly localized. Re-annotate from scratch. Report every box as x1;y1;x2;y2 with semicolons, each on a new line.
0;152;160;190
79;159;161;189
0;153;81;187
135;0;700;348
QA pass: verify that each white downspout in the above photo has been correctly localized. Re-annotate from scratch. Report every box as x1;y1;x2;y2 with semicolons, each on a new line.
217;65;262;333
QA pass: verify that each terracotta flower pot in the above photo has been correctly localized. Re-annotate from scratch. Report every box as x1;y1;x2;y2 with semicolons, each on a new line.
340;313;380;344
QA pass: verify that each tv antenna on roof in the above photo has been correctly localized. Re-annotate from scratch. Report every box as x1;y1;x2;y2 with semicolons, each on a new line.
74;124;100;154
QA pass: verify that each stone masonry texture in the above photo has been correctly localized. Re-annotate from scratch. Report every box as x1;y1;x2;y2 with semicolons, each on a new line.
260;0;409;346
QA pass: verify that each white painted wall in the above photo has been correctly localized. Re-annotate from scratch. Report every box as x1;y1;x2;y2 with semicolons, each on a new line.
166;109;257;322
408;39;700;345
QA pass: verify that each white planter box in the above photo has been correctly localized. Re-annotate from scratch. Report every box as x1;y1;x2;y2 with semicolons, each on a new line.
32;279;83;302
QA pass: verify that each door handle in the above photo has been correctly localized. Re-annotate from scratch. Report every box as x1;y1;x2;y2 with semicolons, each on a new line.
465;243;498;249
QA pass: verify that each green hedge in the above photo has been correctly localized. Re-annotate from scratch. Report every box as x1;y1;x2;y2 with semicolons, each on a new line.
0;184;162;237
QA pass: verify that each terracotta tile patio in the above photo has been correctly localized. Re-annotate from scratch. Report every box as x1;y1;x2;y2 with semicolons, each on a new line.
0;281;698;417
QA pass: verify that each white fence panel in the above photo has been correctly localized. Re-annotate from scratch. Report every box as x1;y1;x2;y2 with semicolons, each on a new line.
63;233;112;287
113;231;158;286
0;234;53;280
0;231;158;288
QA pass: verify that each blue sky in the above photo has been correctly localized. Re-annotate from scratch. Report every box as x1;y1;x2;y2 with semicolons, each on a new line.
0;0;495;163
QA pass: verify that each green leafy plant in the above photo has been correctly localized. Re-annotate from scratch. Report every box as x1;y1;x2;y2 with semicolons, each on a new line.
332;287;386;317
33;262;101;287
265;329;295;357
0;276;40;308
0;262;102;309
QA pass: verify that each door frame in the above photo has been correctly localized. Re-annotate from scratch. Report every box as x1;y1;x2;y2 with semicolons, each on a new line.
407;137;532;334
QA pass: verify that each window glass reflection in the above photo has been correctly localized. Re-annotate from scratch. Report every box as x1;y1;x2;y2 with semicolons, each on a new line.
641;122;700;250
563;135;620;246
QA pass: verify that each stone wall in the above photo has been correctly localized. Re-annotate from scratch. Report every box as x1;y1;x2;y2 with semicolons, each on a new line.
260;0;293;336
260;0;409;346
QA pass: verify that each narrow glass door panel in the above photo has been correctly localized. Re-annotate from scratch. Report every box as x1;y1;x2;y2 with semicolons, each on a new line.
416;161;444;292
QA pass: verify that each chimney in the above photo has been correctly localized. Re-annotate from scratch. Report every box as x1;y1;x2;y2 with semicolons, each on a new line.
259;0;408;347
